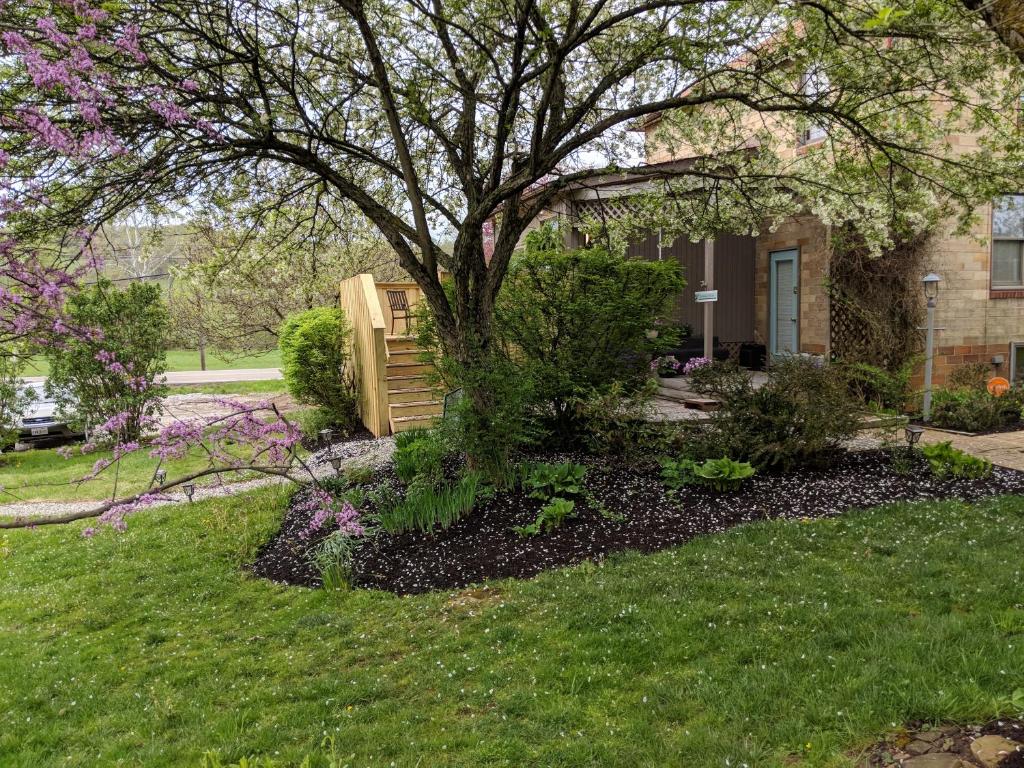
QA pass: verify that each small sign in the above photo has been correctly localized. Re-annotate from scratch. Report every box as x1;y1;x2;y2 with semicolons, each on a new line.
987;376;1011;397
695;290;718;303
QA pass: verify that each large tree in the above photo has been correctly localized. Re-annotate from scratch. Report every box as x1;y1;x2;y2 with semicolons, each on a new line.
2;0;1023;456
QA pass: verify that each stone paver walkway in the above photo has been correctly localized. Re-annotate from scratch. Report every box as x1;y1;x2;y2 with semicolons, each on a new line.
919;426;1024;471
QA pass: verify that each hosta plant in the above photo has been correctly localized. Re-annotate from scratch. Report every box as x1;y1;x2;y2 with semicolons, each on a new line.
515;497;577;537
920;441;993;480
660;456;755;492
523;462;586;501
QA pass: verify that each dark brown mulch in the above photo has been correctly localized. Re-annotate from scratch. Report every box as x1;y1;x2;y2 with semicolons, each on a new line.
860;719;1024;767
250;449;1024;595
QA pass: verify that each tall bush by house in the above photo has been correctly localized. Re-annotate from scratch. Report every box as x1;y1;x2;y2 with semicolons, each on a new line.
279;307;357;432
45;280;168;443
493;231;684;439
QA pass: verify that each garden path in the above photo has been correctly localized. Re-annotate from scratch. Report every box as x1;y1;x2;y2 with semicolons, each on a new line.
919;427;1024;472
0;436;395;523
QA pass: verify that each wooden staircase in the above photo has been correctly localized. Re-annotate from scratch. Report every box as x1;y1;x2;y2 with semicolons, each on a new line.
386;335;442;433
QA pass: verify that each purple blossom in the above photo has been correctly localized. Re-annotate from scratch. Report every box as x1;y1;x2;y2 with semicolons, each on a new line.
682;357;712;376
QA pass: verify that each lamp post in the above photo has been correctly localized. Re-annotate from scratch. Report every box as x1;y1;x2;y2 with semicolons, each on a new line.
921;273;941;423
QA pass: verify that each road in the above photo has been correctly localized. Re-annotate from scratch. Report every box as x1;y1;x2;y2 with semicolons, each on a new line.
23;368;283;385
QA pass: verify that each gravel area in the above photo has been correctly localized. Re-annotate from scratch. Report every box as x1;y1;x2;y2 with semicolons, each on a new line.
0;435;395;522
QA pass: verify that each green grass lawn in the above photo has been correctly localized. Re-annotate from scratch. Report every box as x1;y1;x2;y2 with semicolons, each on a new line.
22;348;281;377
167;380;289;397
2;492;1023;767
0;443;258;503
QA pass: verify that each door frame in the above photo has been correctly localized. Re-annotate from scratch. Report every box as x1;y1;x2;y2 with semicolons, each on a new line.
769;248;800;358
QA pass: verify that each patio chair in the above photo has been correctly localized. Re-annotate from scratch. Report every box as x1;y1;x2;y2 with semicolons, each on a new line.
386;289;412;334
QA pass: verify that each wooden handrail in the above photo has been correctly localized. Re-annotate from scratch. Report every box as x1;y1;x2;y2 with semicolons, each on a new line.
339;274;390;437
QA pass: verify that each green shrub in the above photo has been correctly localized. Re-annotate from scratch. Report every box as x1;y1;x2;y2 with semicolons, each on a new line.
843;359;915;411
573;380;670;460
687;360;751;399
279;307;356;431
377;471;484;534
919;441;993;479
514;497;577;537
947;362;991;391
45;279;168;442
929;386;1023;432
494;233;684;438
660;456;755;492
691;357;860;471
523;461;586;500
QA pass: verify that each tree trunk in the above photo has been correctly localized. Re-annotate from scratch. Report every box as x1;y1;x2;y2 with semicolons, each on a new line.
963;0;1024;62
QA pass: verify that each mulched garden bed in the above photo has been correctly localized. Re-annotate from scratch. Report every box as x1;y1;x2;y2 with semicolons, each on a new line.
251;449;1024;595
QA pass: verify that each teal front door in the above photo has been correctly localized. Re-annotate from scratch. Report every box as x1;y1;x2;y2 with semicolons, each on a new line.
769;249;799;357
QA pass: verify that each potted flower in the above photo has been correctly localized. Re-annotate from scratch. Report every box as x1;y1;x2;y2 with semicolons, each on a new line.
651;355;683;377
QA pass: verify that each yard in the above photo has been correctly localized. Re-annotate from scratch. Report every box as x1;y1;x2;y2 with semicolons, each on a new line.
1;488;1022;766
20;348;281;377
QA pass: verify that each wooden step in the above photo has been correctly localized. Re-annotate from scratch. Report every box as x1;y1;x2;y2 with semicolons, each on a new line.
385;335;419;352
386;349;425;365
389;399;443;418
656;386;719;410
390;413;439;433
388;386;437;404
386;361;433;376
387;374;432;391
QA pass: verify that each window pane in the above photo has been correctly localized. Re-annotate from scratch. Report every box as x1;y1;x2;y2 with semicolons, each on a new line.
992;240;1023;286
805;125;827;142
1015;345;1024;384
993;195;1024;239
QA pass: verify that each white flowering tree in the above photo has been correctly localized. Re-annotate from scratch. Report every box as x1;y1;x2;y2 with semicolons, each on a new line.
2;0;1024;485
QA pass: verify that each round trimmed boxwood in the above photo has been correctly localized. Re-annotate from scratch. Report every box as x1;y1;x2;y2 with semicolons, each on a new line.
279;307;357;430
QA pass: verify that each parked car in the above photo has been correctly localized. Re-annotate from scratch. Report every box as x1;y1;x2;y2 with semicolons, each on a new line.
12;382;85;448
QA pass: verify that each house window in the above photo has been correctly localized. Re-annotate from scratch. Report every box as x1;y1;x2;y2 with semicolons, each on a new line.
799;69;829;145
1013;343;1024;384
992;195;1024;288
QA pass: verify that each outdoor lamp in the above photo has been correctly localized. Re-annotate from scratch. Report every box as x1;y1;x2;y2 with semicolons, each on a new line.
182;482;195;502
330;455;344;474
154;468;167;486
922;273;941;301
904;424;924;447
319;428;335;444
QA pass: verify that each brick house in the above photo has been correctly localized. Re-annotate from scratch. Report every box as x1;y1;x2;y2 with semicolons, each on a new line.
519;110;1024;386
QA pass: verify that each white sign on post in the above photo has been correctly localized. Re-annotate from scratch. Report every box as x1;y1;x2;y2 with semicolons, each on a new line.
695;290;719;303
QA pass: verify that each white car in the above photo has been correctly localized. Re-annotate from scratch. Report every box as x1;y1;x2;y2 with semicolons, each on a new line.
13;383;85;447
